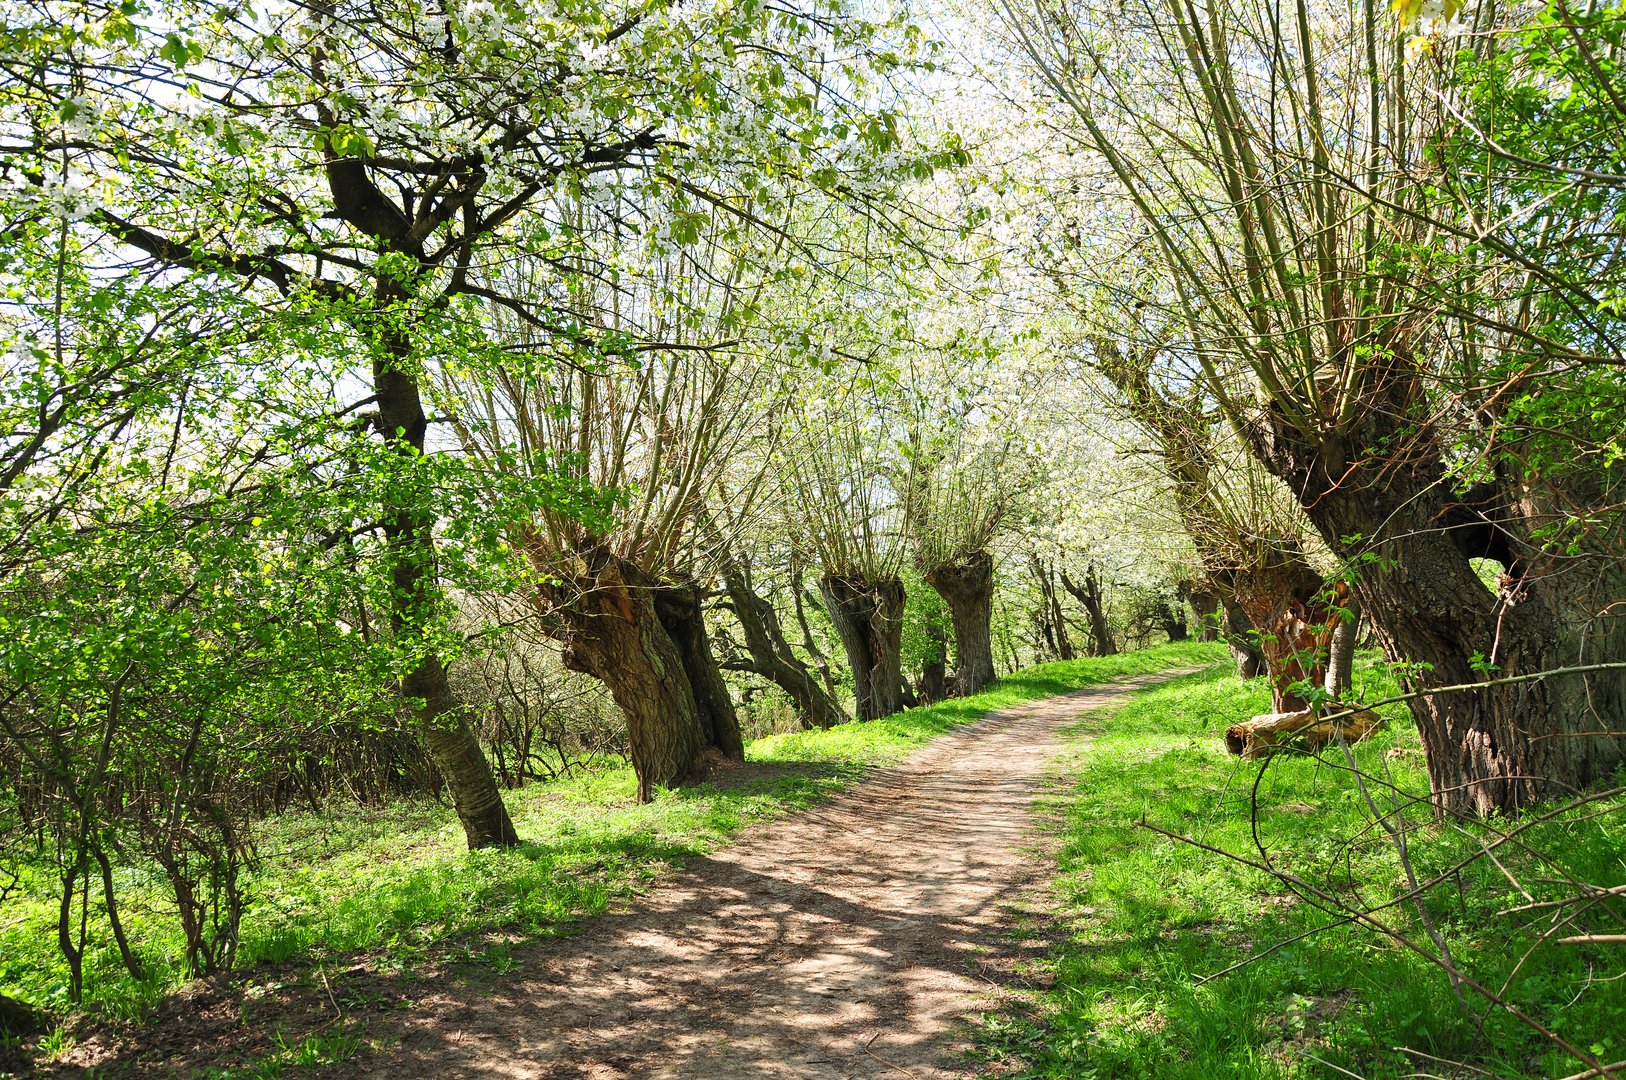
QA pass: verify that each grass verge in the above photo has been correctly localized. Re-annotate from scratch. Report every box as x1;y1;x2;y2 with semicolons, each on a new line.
979;653;1626;1079
0;640;1223;1042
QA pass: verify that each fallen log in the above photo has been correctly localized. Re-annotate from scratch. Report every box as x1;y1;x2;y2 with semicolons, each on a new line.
1224;706;1385;759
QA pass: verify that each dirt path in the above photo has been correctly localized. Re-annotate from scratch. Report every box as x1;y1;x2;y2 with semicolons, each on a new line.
346;673;1172;1079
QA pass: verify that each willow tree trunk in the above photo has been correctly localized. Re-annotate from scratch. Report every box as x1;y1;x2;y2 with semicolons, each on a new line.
654;584;745;760
820;574;906;721
547;547;710;803
789;557;842;703
924;550;997;695
1324;594;1361;698
375;309;517;849
718;559;848;729
1250;379;1626;816
920;623;948;704
1213;543;1341;714
1307;476;1626;816
1184;582;1221;642
1159;599;1189;643
1220;596;1266;681
1030;556;1075;661
1061;566;1117;656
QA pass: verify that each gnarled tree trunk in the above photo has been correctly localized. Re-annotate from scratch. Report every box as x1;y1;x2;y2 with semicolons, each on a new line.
717;557;848;729
1220;595;1266;681
1061;565;1118;656
1212;542;1341;713
1156;596;1188;643
654;584;745;762
920;623;948;704
1249;364;1626;815
546;546;711;803
820;574;906;721
1029;555;1075;662
924;550;998;695
1297;468;1626;815
1183;581;1221;642
789;555;842;704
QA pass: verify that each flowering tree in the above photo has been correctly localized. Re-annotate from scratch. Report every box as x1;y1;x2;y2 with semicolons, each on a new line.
1;0;953;835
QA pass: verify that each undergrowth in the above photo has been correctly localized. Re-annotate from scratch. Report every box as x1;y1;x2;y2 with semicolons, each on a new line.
979;653;1626;1079
0;640;1223;1037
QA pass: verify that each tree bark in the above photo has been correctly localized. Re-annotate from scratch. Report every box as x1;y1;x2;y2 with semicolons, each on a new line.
1089;336;1334;709
1329;482;1624;815
1220;595;1266;680
923;550;998;695
1248;375;1626;816
1029;555;1075;661
1184;581;1222;642
1158;597;1189;642
1219;551;1342;714
789;554;842;702
717;557;848;729
546;545;711;803
1225;707;1385;759
1324;593;1361;698
406;654;519;846
654;584;745;761
1061;565;1118;656
820;573;906;721
897;672;920;710
920;623;948;704
375;307;517;849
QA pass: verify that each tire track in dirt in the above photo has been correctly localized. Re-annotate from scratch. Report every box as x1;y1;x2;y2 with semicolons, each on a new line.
361;671;1181;1079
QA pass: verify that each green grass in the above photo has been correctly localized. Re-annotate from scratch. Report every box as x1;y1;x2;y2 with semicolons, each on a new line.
0;640;1223;1030
980;653;1626;1080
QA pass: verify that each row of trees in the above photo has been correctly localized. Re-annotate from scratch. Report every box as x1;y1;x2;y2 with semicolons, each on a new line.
12;0;1620;1015
991;0;1626;813
0;0;1195;998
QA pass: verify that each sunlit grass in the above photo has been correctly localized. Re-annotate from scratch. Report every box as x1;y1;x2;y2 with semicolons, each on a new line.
980;653;1626;1079
0;641;1223;1027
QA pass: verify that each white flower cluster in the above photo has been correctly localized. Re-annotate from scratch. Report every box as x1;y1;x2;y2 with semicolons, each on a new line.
1403;0;1466;59
1415;0;1464;37
60;95;94;138
4;175;100;222
461;0;507;44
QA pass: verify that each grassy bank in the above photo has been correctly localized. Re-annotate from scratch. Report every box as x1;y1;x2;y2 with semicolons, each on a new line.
0;641;1222;1040
982;654;1626;1079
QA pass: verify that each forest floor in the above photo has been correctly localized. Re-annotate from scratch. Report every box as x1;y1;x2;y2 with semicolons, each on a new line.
13;654;1211;1078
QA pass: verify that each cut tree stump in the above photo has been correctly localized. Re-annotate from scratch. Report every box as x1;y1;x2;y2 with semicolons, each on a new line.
1224;706;1384;759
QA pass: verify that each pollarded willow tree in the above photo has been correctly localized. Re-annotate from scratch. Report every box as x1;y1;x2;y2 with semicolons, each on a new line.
998;0;1626;812
441;61;963;791
446;238;766;801
1086;332;1343;711
704;492;852;731
3;0;947;841
902;342;1047;695
780;369;916;721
